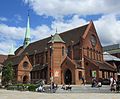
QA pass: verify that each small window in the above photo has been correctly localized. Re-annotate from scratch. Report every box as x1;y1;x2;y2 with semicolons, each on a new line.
23;61;28;69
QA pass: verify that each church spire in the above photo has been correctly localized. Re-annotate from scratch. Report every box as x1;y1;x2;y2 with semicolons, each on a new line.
23;7;31;49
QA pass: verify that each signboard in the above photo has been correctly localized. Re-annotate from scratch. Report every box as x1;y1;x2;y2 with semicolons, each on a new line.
54;70;59;77
92;71;96;77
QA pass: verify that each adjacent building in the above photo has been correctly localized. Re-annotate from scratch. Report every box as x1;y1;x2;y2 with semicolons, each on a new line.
103;44;120;80
103;44;120;58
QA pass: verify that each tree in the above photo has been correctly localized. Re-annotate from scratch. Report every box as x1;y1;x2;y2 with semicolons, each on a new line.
2;61;14;86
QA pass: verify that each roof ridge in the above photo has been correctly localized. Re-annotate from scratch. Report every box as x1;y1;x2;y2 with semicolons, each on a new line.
16;23;89;55
26;24;89;45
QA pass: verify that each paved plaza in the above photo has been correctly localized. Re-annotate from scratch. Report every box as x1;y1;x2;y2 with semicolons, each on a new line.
0;89;120;99
0;85;120;99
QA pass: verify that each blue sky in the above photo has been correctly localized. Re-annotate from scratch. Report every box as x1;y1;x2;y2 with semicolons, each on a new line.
0;0;120;55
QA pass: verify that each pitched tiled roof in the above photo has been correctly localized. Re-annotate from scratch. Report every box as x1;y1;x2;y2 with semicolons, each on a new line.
96;61;116;71
19;24;88;55
0;55;8;69
0;54;8;65
103;52;120;61
4;55;25;66
84;56;116;71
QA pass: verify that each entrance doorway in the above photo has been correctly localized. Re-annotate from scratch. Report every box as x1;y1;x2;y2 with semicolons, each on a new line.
64;69;72;84
118;75;120;80
23;75;28;84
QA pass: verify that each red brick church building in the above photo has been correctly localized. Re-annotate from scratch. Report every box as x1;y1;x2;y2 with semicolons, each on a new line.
4;15;116;85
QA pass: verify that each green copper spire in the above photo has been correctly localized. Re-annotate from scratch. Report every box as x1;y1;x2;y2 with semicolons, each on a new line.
23;13;31;48
9;44;15;55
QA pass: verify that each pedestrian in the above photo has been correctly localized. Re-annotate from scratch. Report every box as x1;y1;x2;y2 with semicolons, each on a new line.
81;77;85;85
110;76;116;91
91;77;97;87
51;82;55;93
110;76;113;87
110;76;114;91
61;84;66;90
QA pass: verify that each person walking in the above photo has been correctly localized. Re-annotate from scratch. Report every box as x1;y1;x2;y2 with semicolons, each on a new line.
110;76;116;91
81;77;85;85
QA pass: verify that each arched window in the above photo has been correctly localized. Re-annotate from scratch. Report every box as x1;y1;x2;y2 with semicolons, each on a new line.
93;49;95;60
98;51;101;61
90;48;92;59
62;47;64;56
96;51;99;60
87;47;89;58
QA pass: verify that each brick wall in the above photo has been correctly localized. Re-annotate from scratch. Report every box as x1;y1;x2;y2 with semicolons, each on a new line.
17;55;32;83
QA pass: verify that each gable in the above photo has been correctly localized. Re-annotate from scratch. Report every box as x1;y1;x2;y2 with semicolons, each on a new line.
18;55;32;71
61;56;76;69
82;21;102;51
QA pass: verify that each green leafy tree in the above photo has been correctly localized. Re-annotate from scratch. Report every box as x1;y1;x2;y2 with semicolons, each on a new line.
2;62;14;86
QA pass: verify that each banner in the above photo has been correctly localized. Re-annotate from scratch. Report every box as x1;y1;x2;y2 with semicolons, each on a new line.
54;70;59;77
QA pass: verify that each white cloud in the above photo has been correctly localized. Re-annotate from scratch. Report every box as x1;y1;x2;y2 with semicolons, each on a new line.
0;15;87;55
51;15;87;33
94;14;120;46
0;17;8;22
0;24;25;55
0;13;120;54
0;41;15;55
31;25;52;42
23;0;120;18
0;24;25;40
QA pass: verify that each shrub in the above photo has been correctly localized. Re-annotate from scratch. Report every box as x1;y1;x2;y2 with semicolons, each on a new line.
7;84;37;91
28;84;37;91
7;85;17;90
